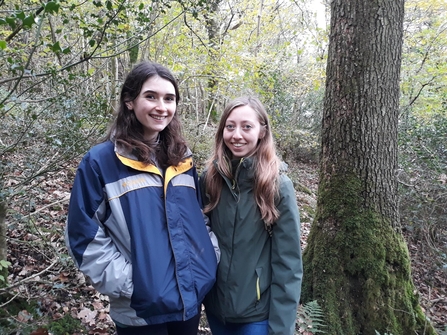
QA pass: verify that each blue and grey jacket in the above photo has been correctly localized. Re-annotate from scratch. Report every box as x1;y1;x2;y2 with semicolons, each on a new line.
65;140;219;326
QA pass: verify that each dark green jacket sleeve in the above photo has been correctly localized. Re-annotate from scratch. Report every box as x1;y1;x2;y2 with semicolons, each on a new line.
269;174;303;335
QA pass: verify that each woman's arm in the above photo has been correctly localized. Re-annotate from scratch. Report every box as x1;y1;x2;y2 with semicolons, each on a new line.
196;168;220;262
269;174;303;335
65;153;133;299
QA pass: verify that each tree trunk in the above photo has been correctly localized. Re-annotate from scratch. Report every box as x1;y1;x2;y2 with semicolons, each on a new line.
301;0;436;334
204;0;221;121
0;201;6;288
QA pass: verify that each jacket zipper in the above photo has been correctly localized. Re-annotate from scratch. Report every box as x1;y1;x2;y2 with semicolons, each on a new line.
163;171;187;321
231;158;244;194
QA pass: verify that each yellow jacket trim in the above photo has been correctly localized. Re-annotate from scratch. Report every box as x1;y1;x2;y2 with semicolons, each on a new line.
116;153;194;194
165;158;193;193
116;153;162;175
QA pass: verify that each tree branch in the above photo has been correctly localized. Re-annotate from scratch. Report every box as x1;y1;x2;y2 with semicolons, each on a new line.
0;260;58;293
183;13;208;49
5;6;45;42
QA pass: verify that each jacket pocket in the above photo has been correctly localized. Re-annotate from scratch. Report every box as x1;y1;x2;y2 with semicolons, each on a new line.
255;267;263;301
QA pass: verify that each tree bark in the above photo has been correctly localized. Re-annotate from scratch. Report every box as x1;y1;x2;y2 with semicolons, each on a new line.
0;201;6;288
301;0;436;334
204;0;221;120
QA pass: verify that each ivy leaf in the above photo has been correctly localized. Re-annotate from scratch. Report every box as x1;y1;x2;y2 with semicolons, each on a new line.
0;40;6;50
5;17;16;30
44;1;60;15
22;14;36;29
51;41;62;53
15;11;26;21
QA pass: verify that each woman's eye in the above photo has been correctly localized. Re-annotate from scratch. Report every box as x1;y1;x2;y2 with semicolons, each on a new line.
225;125;234;130
146;94;155;99
243;125;252;130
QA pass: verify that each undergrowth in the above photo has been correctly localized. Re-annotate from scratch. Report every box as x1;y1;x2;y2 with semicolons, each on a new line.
296;300;326;334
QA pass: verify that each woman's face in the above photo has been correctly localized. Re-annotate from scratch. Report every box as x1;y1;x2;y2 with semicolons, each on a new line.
223;105;264;159
127;75;176;142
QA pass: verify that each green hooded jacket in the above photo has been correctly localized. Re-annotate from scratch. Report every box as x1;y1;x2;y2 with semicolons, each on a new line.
200;157;303;335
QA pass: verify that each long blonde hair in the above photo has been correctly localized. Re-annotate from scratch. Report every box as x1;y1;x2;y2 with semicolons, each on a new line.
203;96;281;225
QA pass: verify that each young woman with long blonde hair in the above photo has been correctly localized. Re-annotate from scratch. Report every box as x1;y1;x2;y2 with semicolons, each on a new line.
200;96;303;335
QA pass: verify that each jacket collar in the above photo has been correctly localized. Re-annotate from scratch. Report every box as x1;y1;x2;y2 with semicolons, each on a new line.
113;140;192;174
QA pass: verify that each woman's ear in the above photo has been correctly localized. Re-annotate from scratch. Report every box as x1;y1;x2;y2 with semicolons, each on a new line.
259;125;267;139
125;102;133;110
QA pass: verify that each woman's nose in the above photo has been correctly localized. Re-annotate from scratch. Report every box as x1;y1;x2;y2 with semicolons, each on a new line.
155;99;167;111
232;128;242;139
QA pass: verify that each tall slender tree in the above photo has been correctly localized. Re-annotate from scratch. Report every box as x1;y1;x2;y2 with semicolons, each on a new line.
301;0;437;334
0;201;6;288
203;0;222;119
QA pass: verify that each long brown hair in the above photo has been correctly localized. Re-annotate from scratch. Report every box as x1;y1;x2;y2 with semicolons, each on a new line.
107;61;187;167
203;96;281;225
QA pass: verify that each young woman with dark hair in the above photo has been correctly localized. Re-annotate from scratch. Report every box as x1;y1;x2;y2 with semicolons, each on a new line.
66;61;219;335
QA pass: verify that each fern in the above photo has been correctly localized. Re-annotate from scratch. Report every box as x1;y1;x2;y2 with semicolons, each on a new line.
296;300;326;334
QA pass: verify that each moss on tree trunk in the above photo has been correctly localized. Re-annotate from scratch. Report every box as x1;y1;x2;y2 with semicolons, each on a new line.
302;175;435;334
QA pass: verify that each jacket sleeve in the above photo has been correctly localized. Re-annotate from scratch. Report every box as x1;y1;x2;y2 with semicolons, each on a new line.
65;152;133;299
268;174;303;335
196;168;220;263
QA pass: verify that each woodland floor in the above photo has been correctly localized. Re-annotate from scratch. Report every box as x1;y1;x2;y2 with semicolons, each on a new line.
2;159;447;334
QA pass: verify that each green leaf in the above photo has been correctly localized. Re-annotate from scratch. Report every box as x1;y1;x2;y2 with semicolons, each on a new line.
44;1;60;14
6;17;16;30
51;41;62;53
11;63;23;71
15;11;26;20
22;14;36;29
106;0;113;10
0;259;11;267
89;39;95;47
0;40;6;50
0;275;4;282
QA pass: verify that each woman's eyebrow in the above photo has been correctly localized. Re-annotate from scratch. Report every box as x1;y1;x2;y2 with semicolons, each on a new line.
141;89;157;94
141;89;176;97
